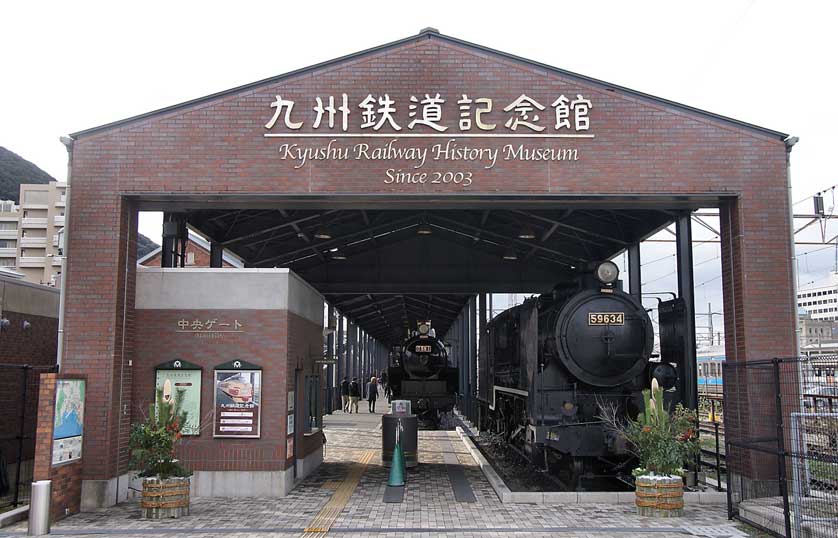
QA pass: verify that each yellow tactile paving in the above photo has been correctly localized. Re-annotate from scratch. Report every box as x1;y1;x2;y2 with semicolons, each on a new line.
303;450;375;537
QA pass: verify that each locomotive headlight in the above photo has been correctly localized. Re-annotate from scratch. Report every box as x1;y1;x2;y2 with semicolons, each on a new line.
418;322;431;335
595;261;620;284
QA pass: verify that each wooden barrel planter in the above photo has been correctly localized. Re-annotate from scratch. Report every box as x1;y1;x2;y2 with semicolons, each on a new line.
141;477;190;519
635;475;684;517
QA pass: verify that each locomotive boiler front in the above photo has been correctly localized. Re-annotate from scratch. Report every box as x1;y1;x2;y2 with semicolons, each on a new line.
542;287;654;388
401;333;448;379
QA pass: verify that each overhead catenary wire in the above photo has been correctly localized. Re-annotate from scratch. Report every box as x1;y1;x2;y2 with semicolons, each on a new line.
641;254;721;287
794;184;838;207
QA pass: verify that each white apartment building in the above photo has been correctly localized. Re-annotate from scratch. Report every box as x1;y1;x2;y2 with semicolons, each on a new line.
797;272;838;321
0;200;20;271
17;181;66;286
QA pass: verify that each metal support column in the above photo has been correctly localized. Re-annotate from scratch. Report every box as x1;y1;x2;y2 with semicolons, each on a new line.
676;212;698;486
478;293;487;428
355;325;360;382
210;241;223;268
459;311;466;415
628;242;641;301
178;218;187;267
357;329;363;396
469;295;478;422
326;305;335;413
353;324;359;381
676;213;698;411
361;332;367;396
347;321;355;381
161;213;177;267
337;315;344;388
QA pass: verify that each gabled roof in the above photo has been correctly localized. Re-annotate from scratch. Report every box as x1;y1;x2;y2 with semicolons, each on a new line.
69;29;789;141
137;230;244;267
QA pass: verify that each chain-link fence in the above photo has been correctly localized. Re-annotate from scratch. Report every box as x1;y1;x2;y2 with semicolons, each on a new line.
724;357;837;538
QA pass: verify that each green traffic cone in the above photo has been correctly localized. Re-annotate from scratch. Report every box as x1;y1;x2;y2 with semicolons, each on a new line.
388;440;406;487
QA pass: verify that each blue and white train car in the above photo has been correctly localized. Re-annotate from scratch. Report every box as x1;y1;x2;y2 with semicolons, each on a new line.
696;345;725;396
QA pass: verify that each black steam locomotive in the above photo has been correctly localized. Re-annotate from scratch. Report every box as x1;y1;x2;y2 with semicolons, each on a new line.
388;322;458;427
477;261;674;489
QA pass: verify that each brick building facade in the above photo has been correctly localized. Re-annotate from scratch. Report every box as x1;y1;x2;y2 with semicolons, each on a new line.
138;231;241;268
55;30;795;509
0;274;59;507
130;268;324;498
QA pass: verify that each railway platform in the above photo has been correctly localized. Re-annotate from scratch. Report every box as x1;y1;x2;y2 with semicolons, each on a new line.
3;406;753;538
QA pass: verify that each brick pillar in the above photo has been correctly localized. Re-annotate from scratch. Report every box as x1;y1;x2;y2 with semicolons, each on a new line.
62;184;137;505
33;373;84;521
720;193;798;493
33;374;57;483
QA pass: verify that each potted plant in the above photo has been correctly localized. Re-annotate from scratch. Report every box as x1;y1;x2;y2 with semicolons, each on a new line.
601;379;699;517
129;389;192;519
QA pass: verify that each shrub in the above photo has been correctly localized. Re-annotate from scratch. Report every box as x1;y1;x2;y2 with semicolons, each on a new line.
600;379;699;477
129;389;191;479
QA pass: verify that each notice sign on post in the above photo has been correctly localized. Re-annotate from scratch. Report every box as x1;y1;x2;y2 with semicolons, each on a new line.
52;379;85;465
213;360;262;438
155;360;202;436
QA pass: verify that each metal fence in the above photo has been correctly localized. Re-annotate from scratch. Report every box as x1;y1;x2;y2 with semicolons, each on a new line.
0;364;57;510
698;395;726;491
724;357;837;538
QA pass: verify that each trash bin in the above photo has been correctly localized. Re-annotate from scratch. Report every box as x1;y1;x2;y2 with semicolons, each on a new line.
382;413;418;468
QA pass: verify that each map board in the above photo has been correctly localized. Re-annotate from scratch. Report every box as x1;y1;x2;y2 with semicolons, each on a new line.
52;379;85;465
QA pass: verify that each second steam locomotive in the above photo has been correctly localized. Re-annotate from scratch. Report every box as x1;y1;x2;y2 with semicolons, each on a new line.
478;261;675;488
387;321;458;427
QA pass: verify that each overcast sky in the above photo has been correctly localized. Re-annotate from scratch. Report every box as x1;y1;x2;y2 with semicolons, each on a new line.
2;0;836;344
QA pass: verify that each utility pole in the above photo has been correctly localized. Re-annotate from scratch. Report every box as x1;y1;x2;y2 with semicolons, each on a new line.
707;303;714;344
695;302;722;348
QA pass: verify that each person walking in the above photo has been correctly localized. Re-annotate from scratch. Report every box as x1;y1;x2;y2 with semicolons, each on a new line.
349;377;360;414
340;377;350;413
367;376;378;413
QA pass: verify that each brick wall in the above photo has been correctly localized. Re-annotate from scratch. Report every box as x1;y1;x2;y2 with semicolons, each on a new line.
287;311;326;460
63;33;794;483
33;373;84;521
133;309;291;471
0;311;58;469
0;311;58;367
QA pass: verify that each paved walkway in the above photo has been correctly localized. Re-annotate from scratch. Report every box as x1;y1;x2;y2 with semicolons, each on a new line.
2;405;756;538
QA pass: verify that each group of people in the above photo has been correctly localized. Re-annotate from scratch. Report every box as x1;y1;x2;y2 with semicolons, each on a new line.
339;371;389;413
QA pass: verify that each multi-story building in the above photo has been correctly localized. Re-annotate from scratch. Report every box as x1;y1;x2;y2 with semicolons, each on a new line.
0;200;20;271
797;272;838;321
798;307;838;345
17;181;66;286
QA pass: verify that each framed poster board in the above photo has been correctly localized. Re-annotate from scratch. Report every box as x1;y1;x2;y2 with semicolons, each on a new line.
213;360;262;438
155;359;202;436
52;379;86;465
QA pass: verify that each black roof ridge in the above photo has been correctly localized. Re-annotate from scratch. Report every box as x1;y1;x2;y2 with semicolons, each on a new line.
69;28;789;141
